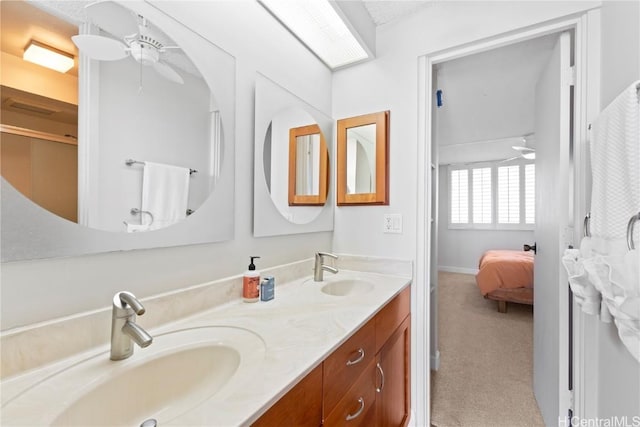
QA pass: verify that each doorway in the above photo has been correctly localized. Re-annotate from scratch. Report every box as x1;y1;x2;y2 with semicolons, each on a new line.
430;31;565;425
416;14;596;427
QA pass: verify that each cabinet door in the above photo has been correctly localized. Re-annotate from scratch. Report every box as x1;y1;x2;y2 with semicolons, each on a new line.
376;316;410;427
252;364;323;427
375;287;410;353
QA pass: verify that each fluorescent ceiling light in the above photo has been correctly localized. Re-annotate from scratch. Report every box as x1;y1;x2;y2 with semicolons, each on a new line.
23;41;74;73
259;0;368;69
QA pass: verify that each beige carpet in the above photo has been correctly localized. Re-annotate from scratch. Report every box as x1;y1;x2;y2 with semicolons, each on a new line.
430;272;544;427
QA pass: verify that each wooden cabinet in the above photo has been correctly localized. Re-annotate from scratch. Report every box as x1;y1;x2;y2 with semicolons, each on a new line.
324;358;377;426
252;364;323;427
252;286;411;427
374;287;411;427
376;316;410;427
323;318;375;414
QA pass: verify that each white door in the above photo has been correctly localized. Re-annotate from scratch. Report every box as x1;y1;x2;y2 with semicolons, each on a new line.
532;31;573;426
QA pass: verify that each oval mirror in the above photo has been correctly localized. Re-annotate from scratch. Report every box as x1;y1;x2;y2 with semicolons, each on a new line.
0;0;223;233
263;107;329;224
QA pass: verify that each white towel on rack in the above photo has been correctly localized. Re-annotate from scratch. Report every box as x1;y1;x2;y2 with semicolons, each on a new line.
125;222;150;233
142;162;190;231
562;242;601;316
590;80;640;241
588;249;640;362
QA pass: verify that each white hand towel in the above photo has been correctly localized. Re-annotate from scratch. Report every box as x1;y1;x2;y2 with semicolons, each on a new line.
126;223;150;233
562;245;601;316
590;80;640;241
141;162;190;231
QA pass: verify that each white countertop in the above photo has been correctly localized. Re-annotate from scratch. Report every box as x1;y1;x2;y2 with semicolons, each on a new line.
1;269;411;426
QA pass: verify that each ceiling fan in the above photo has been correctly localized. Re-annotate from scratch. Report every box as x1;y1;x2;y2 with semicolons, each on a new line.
500;133;536;162
72;1;184;84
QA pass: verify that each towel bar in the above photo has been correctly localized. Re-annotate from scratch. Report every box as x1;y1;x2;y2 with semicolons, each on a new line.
130;208;154;225
627;212;640;250
125;159;197;175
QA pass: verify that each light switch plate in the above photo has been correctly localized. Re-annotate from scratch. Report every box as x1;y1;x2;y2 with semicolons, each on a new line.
383;214;402;234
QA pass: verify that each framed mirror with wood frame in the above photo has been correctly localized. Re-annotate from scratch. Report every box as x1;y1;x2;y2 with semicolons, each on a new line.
288;124;329;206
336;110;389;205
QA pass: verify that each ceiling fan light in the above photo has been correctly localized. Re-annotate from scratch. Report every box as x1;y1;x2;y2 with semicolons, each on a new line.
129;41;160;65
522;152;536;160
23;40;74;73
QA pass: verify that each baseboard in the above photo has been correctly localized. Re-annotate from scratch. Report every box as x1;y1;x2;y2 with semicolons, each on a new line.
438;265;478;275
430;350;440;371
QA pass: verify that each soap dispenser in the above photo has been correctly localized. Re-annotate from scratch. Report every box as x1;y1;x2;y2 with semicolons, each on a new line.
243;256;261;303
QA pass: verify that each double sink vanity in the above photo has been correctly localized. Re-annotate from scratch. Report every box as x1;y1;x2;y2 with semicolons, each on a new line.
1;255;411;426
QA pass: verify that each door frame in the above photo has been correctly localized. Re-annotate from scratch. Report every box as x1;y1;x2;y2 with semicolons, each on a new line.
416;11;600;425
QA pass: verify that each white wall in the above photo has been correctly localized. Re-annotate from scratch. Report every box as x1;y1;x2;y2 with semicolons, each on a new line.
1;0;333;330
437;167;534;272
585;0;640;418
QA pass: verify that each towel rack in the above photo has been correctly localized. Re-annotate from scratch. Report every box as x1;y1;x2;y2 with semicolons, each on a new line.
130;208;154;225
125;159;198;175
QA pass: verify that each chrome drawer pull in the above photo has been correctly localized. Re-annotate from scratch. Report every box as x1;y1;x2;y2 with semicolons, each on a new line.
346;348;365;366
345;397;365;421
376;362;385;392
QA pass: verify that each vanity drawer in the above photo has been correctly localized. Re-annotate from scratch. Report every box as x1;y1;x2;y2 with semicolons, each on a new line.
323;317;375;414
323;359;377;427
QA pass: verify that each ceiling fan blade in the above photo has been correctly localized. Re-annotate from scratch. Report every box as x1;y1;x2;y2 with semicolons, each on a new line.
72;35;128;61
153;61;184;84
512;146;535;153
85;1;138;39
499;156;520;163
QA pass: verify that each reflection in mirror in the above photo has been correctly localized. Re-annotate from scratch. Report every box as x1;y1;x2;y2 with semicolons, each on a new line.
337;111;389;205
263;107;328;224
254;74;333;237
346;123;376;194
1;0;236;262
0;0;222;233
289;124;328;205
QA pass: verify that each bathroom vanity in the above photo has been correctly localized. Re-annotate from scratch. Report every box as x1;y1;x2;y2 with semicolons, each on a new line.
254;286;410;426
0;256;411;426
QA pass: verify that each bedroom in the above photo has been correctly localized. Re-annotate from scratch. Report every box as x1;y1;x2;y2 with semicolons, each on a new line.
430;34;557;424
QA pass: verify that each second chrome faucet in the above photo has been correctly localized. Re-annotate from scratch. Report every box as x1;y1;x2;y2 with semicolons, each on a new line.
110;291;153;361
314;252;338;282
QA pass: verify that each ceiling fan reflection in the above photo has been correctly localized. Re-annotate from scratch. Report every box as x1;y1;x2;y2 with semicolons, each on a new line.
72;3;184;84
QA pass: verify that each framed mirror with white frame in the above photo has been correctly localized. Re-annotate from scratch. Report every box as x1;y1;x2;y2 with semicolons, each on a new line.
253;73;334;237
0;0;236;262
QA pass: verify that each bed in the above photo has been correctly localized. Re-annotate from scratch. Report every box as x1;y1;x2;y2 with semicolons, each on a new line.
475;250;534;313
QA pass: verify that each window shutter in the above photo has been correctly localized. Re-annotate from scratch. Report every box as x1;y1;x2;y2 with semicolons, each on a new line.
472;167;492;224
525;163;535;224
450;169;469;224
497;165;520;224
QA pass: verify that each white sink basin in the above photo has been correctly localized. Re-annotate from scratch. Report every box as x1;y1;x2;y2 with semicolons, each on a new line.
321;279;374;296
2;326;265;427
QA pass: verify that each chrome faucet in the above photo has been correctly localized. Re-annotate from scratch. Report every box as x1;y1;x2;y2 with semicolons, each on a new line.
314;252;338;282
110;291;153;361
